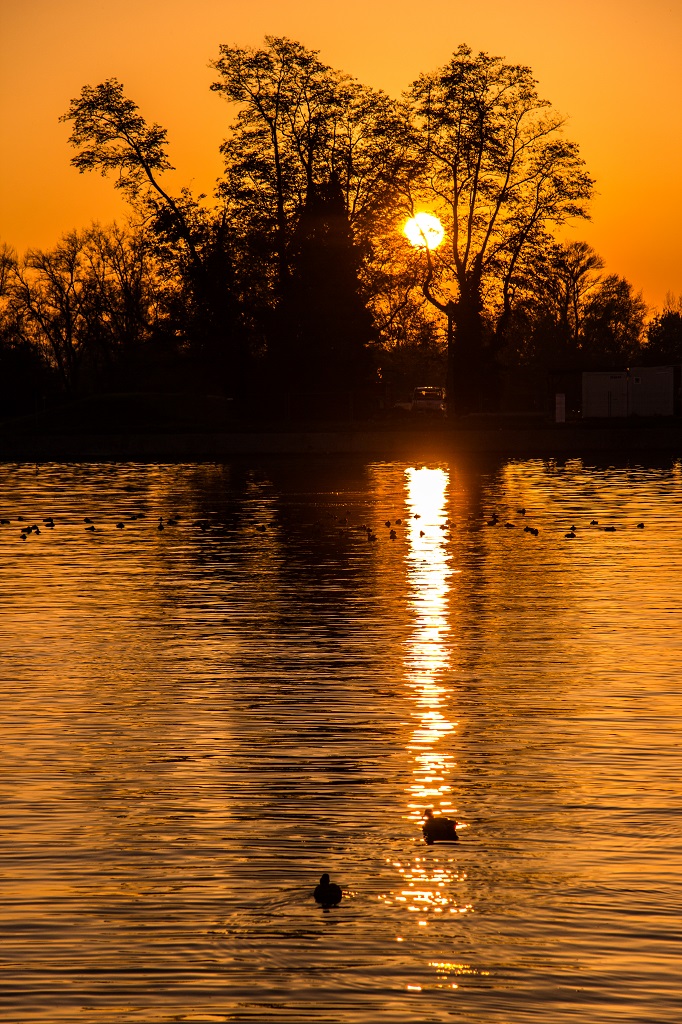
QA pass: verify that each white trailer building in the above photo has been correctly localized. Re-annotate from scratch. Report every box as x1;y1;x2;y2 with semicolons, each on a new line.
582;366;677;418
581;371;629;418
628;366;675;417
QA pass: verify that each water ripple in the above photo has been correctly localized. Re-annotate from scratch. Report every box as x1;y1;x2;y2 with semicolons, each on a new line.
0;457;680;1022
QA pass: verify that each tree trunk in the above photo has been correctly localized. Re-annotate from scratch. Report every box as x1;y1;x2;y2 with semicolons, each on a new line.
447;288;486;416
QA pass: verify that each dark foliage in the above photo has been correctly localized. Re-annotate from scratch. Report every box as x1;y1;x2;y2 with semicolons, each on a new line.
642;311;682;365
273;173;375;394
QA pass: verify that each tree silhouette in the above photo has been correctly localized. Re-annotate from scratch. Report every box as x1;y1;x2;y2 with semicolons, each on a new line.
61;80;243;392
406;45;594;413
61;81;201;269
644;309;682;365
494;245;646;372
278;171;375;394
5;38;661;424
580;275;647;366
211;37;404;396
7;226;172;394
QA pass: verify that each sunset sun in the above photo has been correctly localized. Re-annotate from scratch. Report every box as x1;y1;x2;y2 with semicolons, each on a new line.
404;212;445;250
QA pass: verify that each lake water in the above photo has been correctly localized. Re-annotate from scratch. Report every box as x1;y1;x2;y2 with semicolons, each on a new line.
0;455;680;1023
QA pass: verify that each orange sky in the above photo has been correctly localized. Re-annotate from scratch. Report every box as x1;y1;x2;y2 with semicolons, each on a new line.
1;0;681;312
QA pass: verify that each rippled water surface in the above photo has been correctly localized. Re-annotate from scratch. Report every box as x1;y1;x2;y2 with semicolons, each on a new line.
0;455;680;1023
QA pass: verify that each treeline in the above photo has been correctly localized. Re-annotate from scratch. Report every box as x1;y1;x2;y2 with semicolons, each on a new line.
1;37;681;421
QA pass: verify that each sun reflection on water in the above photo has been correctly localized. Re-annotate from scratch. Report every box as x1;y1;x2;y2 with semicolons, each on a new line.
404;467;457;823
379;466;472;988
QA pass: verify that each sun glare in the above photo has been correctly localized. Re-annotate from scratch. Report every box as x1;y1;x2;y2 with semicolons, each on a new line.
404;213;444;250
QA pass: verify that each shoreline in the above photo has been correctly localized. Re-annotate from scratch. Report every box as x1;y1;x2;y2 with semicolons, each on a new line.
1;421;681;460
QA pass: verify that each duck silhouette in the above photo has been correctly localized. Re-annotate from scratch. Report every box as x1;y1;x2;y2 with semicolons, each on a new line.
314;873;343;906
422;809;458;844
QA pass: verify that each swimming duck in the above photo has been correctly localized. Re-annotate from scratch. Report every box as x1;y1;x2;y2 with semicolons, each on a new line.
422;809;458;844
314;873;342;906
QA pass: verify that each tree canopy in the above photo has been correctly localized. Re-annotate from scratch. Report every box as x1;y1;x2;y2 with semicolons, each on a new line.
0;37;666;423
404;45;595;410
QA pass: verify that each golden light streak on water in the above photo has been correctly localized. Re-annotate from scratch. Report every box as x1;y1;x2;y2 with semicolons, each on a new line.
404;466;456;819
378;465;473;995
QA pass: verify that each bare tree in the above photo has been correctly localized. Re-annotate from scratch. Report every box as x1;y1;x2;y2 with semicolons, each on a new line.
12;233;90;390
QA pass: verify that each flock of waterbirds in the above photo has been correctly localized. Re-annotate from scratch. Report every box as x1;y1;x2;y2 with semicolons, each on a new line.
2;511;215;540
480;506;645;538
1;504;646;543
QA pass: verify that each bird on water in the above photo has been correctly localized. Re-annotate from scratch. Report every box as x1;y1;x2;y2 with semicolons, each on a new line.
422;808;458;844
314;873;343;906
